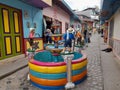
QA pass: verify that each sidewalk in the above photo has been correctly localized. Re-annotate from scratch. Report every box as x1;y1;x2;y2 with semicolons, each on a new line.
0;54;28;80
100;38;120;90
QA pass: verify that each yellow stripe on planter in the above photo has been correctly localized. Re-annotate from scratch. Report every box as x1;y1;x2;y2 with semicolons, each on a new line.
29;59;87;74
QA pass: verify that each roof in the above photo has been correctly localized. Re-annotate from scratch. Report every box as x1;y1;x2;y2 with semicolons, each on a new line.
76;9;93;18
82;8;95;11
75;7;99;21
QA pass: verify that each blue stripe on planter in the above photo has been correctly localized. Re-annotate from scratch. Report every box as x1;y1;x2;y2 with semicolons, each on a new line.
29;66;87;80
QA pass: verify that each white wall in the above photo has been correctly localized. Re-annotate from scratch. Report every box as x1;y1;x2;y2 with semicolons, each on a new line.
113;8;120;40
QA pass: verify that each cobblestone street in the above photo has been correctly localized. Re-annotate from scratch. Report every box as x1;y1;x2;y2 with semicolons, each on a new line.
0;33;120;90
0;0;120;90
0;67;40;90
0;33;103;90
73;33;104;90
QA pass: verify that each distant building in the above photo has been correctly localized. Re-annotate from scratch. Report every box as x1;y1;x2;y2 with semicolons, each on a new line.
75;8;100;33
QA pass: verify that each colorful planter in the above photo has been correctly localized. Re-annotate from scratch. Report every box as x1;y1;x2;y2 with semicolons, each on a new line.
28;51;87;89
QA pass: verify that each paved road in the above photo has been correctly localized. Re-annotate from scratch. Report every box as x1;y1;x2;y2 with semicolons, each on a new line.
0;66;41;90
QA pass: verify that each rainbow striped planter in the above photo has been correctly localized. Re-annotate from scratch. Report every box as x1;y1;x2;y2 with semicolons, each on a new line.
28;51;87;89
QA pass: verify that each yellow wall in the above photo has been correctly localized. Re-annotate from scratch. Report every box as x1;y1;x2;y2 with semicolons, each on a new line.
42;0;52;6
26;39;44;52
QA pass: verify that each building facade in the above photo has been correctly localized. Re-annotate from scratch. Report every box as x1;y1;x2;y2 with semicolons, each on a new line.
0;0;81;60
0;0;51;60
101;0;120;62
43;0;81;34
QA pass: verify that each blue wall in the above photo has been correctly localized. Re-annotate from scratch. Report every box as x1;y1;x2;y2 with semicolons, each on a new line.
0;0;43;38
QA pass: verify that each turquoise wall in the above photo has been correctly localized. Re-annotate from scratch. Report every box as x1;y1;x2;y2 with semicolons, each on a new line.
70;17;74;26
0;0;43;38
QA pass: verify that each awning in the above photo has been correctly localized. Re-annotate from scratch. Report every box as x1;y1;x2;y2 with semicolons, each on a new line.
100;0;120;23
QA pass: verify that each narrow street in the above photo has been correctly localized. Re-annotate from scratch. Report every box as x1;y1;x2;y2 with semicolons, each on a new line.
0;33;120;90
0;0;120;90
73;33;104;90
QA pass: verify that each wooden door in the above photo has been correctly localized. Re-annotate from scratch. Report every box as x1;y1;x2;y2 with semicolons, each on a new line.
0;4;23;60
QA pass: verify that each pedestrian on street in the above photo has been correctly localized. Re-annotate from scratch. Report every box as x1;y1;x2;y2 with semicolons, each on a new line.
83;29;90;47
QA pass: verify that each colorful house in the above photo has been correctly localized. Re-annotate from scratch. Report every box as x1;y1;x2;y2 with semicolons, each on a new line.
42;0;81;34
0;0;51;60
100;0;120;61
0;0;80;60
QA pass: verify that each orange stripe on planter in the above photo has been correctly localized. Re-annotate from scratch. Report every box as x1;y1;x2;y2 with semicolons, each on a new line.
30;70;87;86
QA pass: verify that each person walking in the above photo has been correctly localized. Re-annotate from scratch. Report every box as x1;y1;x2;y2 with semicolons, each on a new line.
83;29;89;47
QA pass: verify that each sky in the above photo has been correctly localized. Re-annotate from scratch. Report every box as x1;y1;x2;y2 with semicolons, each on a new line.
64;0;101;11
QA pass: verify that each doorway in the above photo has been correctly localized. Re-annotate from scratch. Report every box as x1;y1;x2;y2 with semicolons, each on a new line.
109;18;114;48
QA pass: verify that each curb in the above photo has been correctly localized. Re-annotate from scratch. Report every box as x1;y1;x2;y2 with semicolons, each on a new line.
0;64;28;80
